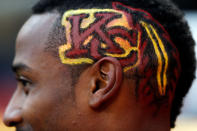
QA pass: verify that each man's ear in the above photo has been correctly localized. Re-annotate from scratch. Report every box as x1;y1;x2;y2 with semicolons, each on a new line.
89;57;123;109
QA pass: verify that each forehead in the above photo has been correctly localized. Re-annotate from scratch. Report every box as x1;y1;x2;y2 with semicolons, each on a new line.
14;13;59;67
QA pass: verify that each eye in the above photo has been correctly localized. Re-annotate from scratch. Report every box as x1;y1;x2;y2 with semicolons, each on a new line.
17;76;32;95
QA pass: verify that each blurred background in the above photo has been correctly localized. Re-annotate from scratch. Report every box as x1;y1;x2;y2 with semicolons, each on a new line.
0;0;196;131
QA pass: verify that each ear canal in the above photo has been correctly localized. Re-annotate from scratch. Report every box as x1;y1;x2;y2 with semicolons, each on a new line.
92;80;100;93
89;57;122;109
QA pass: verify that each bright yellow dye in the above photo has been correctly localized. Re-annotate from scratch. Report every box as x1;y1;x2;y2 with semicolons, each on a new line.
59;9;169;96
140;21;168;96
59;8;136;66
83;35;93;46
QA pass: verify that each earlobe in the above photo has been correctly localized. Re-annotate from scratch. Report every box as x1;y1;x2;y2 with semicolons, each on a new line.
89;57;122;109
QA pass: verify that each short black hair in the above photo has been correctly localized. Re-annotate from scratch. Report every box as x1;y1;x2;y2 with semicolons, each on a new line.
32;0;196;128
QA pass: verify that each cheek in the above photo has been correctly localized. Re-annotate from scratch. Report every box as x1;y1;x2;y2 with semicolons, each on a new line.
22;83;76;130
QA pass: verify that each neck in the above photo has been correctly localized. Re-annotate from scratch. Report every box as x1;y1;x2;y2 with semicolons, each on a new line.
104;105;171;131
103;80;171;131
108;106;171;131
139;110;171;131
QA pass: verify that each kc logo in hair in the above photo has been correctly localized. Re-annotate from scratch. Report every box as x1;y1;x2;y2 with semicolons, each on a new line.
59;2;180;96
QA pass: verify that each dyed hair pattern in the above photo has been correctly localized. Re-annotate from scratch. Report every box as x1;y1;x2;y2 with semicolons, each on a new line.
59;2;181;97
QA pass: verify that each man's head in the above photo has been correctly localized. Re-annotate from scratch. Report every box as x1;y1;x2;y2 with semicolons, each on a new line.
3;0;196;130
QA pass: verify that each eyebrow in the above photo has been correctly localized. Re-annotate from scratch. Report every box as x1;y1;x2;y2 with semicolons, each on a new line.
12;63;32;73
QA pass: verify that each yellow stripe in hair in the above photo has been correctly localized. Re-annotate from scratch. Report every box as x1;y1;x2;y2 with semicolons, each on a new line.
140;21;168;96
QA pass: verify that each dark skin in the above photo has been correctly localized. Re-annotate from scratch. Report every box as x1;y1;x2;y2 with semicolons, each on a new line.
3;12;171;131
